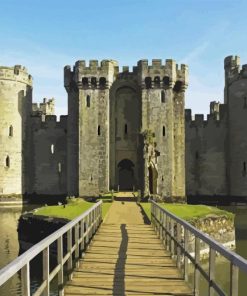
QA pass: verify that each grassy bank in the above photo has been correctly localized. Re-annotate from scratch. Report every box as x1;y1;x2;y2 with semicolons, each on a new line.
34;198;111;220
140;202;234;223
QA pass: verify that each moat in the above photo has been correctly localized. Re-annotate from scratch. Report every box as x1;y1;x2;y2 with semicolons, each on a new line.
0;204;247;295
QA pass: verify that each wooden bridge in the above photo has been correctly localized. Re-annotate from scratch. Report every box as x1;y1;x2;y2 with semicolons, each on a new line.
0;195;247;295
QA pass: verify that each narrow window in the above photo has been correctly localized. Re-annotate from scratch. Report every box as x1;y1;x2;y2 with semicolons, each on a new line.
243;162;246;175
86;95;90;107
154;76;160;87
82;77;88;87
6;156;10;168
9;125;13;137
51;144;54;154
124;124;128;135
145;77;152;89
91;77;97;88
163;126;165;137
195;151;199;160
98;125;101;136
58;162;61;173
161;91;165;103
244;97;247;108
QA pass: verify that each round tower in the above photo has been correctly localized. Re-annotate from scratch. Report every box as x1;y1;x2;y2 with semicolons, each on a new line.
224;56;247;198
0;65;32;196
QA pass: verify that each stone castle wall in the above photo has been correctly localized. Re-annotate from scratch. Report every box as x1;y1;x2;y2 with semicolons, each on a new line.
28;115;67;195
185;107;227;197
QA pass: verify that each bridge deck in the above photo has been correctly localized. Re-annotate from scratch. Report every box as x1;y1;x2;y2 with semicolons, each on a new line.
64;200;193;296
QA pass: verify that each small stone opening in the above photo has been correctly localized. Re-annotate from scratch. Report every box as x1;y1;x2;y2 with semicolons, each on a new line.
243;161;246;176
98;125;101;136
163;126;165;137
82;77;88;87
124;124;128;135
91;77;97;88
86;95;90;107
244;97;247;108
9;125;13;137
145;77;152;89
173;81;183;92
163;76;170;87
154;76;160;87
161;90;165;103
195;151;199;159
51;144;55;154
99;77;106;88
58;162;62;173
5;156;10;168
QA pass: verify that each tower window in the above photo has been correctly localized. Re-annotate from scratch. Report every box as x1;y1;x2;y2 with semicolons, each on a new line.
173;81;183;93
161;91;165;103
124;124;128;135
244;97;247;108
91;77;97;88
154;76;160;87
51;144;54;154
9;125;13;137
195;151;199;159
58;162;62;173
145;77;152;89
86;95;90;107
99;77;106;88
82;77;88;87
98;125;101;136
163;126;165;137
5;156;10;168
163;76;170;87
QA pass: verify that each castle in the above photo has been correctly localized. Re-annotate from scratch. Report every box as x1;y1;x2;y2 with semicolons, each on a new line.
0;56;246;201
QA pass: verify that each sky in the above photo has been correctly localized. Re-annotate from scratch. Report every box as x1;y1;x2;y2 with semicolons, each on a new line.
0;0;247;117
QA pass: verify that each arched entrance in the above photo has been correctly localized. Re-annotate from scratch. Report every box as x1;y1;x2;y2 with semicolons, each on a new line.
148;164;158;194
118;159;134;191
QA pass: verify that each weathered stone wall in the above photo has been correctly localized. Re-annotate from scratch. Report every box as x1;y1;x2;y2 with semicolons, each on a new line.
138;59;188;199
225;56;247;197
0;66;32;196
29;115;67;195
185;108;227;196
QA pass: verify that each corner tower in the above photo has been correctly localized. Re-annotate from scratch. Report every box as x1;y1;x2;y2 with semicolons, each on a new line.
0;65;32;196
65;60;118;196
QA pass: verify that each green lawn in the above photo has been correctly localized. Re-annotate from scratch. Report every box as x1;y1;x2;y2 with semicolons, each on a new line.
140;202;234;223
34;198;112;220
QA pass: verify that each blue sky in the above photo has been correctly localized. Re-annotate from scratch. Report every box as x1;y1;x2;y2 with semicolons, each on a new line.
0;0;246;117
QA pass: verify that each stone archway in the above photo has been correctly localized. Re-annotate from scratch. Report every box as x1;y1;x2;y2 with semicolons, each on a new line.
118;159;134;191
148;164;158;194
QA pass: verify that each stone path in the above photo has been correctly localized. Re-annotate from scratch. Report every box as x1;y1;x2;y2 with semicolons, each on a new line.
64;198;193;296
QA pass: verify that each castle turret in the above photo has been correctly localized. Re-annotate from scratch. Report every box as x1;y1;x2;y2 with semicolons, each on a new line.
0;65;32;196
64;60;118;196
225;55;247;197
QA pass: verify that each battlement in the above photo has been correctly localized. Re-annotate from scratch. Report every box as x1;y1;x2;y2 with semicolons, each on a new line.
0;65;32;86
185;103;227;128
224;55;242;83
31;114;68;130
64;59;118;90
136;59;188;90
32;98;55;116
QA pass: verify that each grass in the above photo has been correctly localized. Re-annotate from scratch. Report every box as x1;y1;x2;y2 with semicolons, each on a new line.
33;198;112;220
140;202;234;223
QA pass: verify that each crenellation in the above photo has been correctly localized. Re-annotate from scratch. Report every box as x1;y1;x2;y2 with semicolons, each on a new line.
0;65;32;86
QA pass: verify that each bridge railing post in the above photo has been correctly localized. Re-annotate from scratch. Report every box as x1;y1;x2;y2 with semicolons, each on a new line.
42;246;50;296
57;236;64;296
80;219;85;256
209;247;216;296
67;228;73;280
194;237;200;296
21;263;30;296
75;223;80;267
230;263;239;296
176;223;182;269
184;228;189;282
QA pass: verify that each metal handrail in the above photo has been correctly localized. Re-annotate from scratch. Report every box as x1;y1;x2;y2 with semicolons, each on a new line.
150;200;247;296
0;200;102;296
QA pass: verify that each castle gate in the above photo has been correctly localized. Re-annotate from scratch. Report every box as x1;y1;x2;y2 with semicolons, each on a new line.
118;159;134;190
